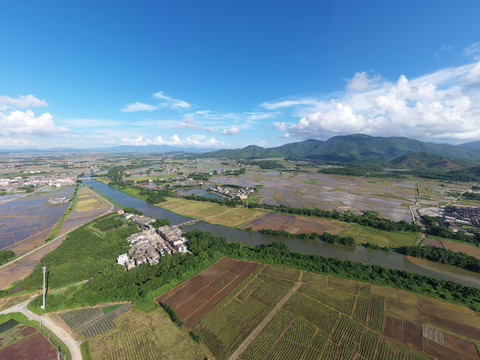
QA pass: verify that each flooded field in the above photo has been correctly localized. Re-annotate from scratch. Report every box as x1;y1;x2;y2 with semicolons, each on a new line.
211;172;473;222
0;187;74;252
0;186;112;290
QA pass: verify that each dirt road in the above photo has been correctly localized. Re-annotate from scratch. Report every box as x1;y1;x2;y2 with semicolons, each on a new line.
0;300;82;360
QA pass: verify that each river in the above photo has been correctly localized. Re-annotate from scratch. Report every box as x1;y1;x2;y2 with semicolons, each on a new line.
82;177;480;289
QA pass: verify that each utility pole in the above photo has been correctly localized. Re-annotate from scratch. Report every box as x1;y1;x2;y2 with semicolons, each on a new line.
41;266;46;310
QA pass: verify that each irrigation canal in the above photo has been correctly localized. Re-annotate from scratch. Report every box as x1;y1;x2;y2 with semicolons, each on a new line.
82;176;480;289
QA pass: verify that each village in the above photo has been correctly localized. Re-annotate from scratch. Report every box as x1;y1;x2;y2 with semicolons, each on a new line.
116;211;188;271
0;174;77;192
210;185;255;200
443;205;480;229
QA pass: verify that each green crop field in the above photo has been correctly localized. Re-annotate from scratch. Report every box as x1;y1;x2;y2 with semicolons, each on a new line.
340;224;419;248
189;262;479;360
158;197;232;218
86;309;206;360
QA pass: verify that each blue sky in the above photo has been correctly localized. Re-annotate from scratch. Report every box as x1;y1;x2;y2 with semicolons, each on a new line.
1;0;480;149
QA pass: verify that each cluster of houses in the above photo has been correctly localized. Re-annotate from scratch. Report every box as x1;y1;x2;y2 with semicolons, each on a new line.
116;211;188;271
47;196;70;205
443;205;480;229
210;185;254;200
0;174;76;192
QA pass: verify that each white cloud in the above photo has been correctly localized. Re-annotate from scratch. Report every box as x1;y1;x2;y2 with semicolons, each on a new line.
273;121;287;131
464;42;480;59
120;134;224;148
121;102;157;112
0;110;69;137
347;72;380;91
177;117;218;132
60;118;122;128
0;94;48;111
273;62;480;142
222;126;240;135
464;62;480;85
261;99;319;110
153;92;191;109
0;138;36;147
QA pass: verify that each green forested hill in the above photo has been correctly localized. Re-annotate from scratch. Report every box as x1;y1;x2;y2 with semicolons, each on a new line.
200;134;480;162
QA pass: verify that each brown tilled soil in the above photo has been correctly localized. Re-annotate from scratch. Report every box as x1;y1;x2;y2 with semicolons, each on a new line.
443;333;480;360
0;332;57;360
423;338;471;360
422;238;444;248
156;257;259;328
401;320;422;351
383;316;403;342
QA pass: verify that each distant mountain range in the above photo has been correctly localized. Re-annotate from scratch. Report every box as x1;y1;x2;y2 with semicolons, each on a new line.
4;135;480;168
200;134;480;163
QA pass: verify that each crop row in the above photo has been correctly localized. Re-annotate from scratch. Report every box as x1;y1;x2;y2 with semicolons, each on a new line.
337;337;359;359
239;310;293;360
367;295;385;333
195;275;254;328
236;278;262;302
193;297;270;360
321;340;340;360
331;315;363;344
60;307;102;330
266;317;316;360
284;293;339;334
301;330;328;360
252;274;294;308
373;337;429;360
81;312;117;339
353;296;370;325
360;329;379;360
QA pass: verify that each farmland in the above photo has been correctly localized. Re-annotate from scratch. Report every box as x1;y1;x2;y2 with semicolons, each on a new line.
240;212;351;235
57;304;132;339
422;236;480;260
0;317;58;360
156;257;259;327
0;185;112;290
85;308;206;360
0;187;74;253
340;224;419;248
168;259;480;360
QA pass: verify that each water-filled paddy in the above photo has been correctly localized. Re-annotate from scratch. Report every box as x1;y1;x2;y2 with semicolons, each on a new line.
0;187;74;251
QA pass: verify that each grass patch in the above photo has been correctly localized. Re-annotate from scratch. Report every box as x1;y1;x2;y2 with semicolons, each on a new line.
207;207;268;227
159;197;232;219
340;224;419;248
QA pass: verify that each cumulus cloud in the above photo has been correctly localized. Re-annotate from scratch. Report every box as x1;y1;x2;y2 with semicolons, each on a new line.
153;92;191;109
120;134;224;148
121;102;157;112
0;138;36;147
0;110;69;137
0;94;48;111
347;72;380;91
222;126;240;135
272;62;480;142
273;121;287;131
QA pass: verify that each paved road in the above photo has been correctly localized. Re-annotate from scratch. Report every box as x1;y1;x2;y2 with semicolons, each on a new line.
0;183;114;271
229;271;304;360
0;300;82;360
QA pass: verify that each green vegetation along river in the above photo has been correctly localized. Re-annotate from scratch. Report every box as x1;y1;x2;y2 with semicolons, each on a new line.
83;176;480;288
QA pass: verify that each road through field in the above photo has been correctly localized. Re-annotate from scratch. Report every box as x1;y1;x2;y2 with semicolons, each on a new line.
0;299;82;360
229;271;303;360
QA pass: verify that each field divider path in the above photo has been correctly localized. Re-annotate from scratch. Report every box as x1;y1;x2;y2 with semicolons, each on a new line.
0;183;114;271
228;270;303;360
